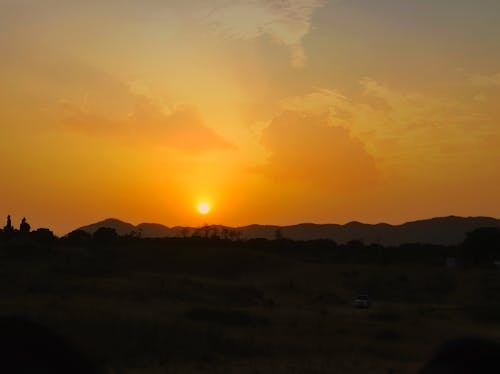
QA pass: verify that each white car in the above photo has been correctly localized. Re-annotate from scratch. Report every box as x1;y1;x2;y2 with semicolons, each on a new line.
353;294;371;309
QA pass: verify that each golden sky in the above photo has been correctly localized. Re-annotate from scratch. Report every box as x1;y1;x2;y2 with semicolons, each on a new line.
1;0;499;234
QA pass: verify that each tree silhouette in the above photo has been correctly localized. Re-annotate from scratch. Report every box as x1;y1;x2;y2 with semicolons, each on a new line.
210;226;220;239
2;215;16;241
181;227;189;238
19;218;31;234
462;227;500;266
93;227;118;245
275;228;283;240
65;229;92;245
202;224;210;239
30;228;56;245
3;215;14;233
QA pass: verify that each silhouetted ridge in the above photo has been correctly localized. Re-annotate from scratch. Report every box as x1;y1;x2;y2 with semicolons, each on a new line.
78;218;136;236
136;223;172;238
76;216;500;245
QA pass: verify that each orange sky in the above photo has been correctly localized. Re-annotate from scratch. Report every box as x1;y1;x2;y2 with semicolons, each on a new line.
1;0;499;234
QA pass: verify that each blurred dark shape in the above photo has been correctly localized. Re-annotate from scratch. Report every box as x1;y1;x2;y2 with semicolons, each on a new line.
3;215;15;236
420;337;500;373
462;227;500;266
275;228;283;240
65;229;92;245
346;239;365;250
192;225;221;239
30;228;56;245
1;215;18;242
4;215;14;232
231;229;242;241
19;217;31;234
93;227;118;245
0;315;97;373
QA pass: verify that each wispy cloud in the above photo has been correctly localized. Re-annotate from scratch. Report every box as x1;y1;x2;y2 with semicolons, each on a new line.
204;0;326;68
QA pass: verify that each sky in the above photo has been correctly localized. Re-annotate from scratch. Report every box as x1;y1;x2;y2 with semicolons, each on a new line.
1;0;499;234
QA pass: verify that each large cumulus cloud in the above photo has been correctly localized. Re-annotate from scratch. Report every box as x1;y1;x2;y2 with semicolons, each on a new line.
255;111;378;191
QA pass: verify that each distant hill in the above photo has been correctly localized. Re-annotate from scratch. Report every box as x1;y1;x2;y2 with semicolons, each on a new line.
78;219;137;236
76;216;500;245
136;223;173;238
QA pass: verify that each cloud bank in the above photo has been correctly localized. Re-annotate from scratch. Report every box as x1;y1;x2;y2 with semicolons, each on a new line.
62;96;235;153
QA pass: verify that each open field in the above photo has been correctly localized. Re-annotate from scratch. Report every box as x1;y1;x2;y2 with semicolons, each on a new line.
1;240;499;373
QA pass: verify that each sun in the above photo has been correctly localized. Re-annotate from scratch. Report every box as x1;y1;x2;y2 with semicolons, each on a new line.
197;202;211;215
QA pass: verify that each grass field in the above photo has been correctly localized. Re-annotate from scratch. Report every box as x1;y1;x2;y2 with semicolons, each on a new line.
1;240;499;373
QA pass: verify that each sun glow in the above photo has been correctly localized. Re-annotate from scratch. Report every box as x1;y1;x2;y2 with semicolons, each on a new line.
197;202;211;215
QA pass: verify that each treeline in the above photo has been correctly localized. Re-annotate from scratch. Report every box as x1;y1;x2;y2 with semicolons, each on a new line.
1;216;499;267
241;230;500;267
0;215;56;246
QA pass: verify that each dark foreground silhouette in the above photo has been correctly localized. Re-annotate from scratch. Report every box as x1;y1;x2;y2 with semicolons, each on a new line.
420;337;500;373
1;315;498;374
1;216;500;373
2;314;500;374
0;316;97;374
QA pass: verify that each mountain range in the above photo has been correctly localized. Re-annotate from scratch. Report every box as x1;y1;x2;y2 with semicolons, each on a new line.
77;216;500;246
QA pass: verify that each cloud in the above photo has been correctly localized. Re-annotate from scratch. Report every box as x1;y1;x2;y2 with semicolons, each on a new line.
62;96;235;152
255;111;378;191
281;78;493;154
274;77;500;191
204;0;326;68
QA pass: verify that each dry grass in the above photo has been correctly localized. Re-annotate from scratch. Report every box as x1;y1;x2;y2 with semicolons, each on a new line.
0;242;497;373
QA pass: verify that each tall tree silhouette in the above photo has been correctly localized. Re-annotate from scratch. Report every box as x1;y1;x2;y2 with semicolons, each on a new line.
19;218;31;234
3;215;14;233
2;215;16;240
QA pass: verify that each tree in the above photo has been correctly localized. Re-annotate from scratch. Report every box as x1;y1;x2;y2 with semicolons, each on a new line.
181;228;189;239
19;218;31;234
2;215;16;240
30;228;56;245
3;215;14;233
93;227;118;245
462;227;500;266
65;229;92;245
275;228;283;240
209;226;220;239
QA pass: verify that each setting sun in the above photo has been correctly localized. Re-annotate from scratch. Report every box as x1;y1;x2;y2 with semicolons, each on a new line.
2;1;500;372
197;202;211;215
0;0;499;234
